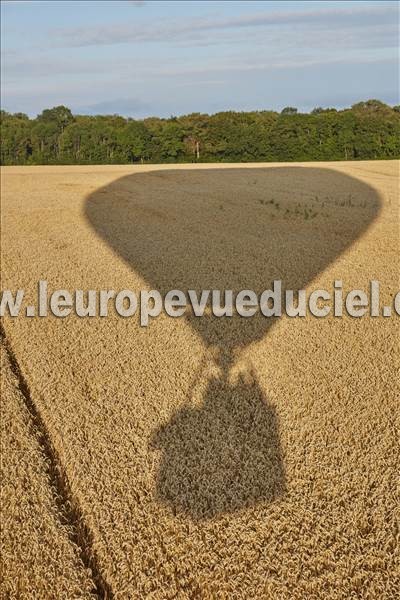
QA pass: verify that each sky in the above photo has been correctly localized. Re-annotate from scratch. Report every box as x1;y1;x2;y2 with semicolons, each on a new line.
1;0;399;118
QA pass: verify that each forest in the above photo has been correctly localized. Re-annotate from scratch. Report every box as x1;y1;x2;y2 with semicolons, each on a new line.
1;99;399;165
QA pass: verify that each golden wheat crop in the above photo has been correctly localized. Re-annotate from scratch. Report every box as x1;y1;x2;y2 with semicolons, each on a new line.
1;161;399;599
0;340;96;598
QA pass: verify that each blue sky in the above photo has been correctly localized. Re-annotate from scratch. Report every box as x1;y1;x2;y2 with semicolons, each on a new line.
1;0;398;117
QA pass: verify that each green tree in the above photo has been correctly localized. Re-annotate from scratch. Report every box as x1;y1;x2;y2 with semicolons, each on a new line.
1;100;399;165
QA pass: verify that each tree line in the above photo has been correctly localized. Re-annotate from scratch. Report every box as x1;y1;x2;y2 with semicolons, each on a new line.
1;99;399;165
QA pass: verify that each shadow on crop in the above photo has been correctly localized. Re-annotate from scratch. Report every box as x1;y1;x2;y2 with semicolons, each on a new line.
85;166;380;519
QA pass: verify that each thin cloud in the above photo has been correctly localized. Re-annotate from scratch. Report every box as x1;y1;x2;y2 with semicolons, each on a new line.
169;22;398;53
175;79;227;88
75;97;150;116
4;54;396;92
1;56;106;80
52;4;398;48
157;55;398;79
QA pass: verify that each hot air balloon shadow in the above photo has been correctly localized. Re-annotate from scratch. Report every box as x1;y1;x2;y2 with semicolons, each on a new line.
85;167;380;519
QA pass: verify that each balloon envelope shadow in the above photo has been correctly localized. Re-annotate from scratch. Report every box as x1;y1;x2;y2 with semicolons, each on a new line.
85;166;380;519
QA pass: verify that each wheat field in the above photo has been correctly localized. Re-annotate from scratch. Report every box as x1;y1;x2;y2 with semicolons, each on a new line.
1;161;399;599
